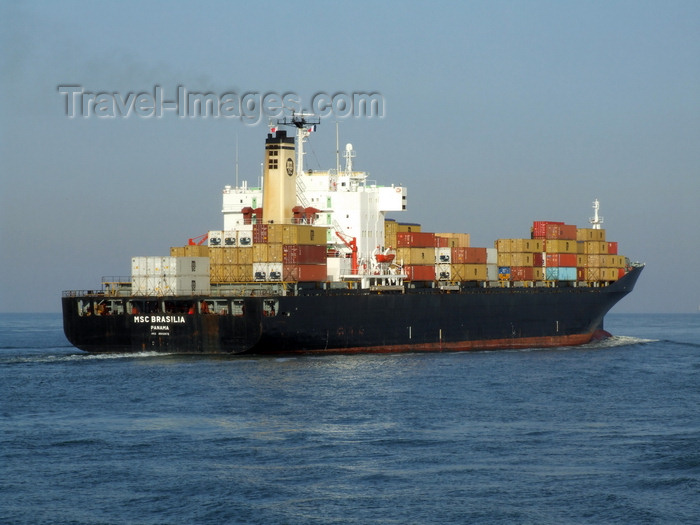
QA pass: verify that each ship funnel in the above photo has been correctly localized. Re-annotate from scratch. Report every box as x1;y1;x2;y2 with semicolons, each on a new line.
262;129;296;224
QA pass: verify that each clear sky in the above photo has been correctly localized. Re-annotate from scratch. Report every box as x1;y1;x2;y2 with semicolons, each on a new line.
1;0;699;313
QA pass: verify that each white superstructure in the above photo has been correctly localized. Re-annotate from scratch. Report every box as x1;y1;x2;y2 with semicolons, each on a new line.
221;119;406;275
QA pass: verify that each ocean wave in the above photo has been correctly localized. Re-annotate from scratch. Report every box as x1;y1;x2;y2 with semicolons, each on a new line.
660;339;700;350
586;335;659;349
0;350;175;365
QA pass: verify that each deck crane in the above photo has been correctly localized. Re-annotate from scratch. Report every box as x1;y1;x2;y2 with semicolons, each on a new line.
334;230;358;275
187;233;209;246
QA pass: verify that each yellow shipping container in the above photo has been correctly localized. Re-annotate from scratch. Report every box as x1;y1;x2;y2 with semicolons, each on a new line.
601;268;620;281
211;263;255;283
396;247;436;265
170;245;210;258
495;239;542;253
252;243;283;263
580;254;621;267
576;228;606;242
585;254;602;268
510;239;543;252
451;264;488;281
533;267;544;280
497;253;534;267
581;267;600;281
495;239;509;252
210;264;224;283
398;223;421;233
223;248;239;264
253;243;268;262
385;219;399;237
265;224;327;245
580;267;620;282
601;255;625;268
545;240;578;254
234;264;254;281
385;219;399;248
437;233;470;248
580;241;608;255
209;248;237;265
237;248;253;265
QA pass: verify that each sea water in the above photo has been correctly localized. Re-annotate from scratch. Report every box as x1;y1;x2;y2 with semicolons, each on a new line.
1;313;698;524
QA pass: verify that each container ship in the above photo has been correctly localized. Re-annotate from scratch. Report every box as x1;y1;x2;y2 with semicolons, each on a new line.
62;116;643;355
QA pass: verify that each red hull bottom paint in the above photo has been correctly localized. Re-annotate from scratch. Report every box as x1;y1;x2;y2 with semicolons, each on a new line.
590;329;613;341
269;332;595;356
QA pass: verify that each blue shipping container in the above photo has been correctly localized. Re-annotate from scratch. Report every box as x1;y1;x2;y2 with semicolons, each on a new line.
545;267;577;280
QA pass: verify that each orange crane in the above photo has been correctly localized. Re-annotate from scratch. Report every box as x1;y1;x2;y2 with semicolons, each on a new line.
334;231;358;274
187;233;209;246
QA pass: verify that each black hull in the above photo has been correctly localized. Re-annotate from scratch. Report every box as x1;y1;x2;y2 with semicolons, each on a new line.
62;266;642;355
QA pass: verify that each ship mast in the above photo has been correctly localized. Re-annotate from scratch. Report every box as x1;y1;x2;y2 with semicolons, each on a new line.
589;198;604;230
276;112;321;176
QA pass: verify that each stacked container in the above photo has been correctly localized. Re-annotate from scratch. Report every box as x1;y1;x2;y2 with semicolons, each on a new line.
575;227;626;281
250;224;328;282
384;219;399;249
530;222;577;281
172;224;328;283
396;231;436;281
132;256;210;295
494;238;544;281
209;247;254;283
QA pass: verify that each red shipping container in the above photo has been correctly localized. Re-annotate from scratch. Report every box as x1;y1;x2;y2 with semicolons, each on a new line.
532;221;564;239
283;264;327;282
545;223;577;240
510;266;534;281
452;247;487;264
435;236;449;248
253;224;268;244
618;268;626;279
533;253;544;266
546;253;577;267
283;244;327;265
607;242;618;255
397;232;436;248
577;268;585;281
404;264;436;281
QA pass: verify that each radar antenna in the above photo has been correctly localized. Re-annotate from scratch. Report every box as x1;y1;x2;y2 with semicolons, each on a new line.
589;198;604;229
275;112;321;175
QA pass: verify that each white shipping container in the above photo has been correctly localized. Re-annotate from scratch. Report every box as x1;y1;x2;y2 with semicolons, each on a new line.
487;264;499;281
223;230;238;247
208;230;223;247
132;257;209;277
131;256;170;276
435;263;451;280
327;257;352;281
435;247;451;264
252;262;283;281
131;256;148;277
237;225;254;247
132;275;210;296
486;248;498;265
172;257;209;276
